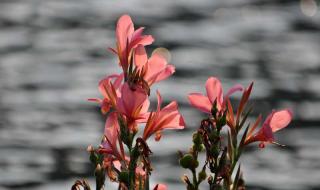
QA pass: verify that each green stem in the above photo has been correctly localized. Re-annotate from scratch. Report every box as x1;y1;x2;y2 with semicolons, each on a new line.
128;146;139;190
191;168;198;190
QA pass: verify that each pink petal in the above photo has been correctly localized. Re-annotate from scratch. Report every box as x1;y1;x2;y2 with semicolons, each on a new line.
104;112;119;146
188;93;212;113
205;77;223;108
129;35;154;50
144;53;167;81
159;101;185;130
144;53;174;84
134;45;148;68
130;27;144;43
117;83;149;119
116;15;134;53
98;74;120;98
113;73;124;89
140;97;150;117
156;90;163;111
270;109;293;132
154;64;175;83
153;184;167;190
225;84;244;99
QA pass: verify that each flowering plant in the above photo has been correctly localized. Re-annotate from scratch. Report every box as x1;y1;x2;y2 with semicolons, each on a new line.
71;15;292;190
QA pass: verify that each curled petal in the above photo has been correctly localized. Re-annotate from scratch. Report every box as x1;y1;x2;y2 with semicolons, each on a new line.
143;94;185;141
225;84;244;99
153;64;175;83
143;53;174;85
188;93;212;113
129;34;154;50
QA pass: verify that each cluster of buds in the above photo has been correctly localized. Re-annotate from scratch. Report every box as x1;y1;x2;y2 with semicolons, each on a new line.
73;15;185;190
180;77;292;190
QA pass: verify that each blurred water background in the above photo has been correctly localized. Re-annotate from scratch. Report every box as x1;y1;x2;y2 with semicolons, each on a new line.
1;0;320;189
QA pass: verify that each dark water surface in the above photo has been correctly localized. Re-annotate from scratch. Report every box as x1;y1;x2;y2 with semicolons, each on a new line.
1;0;320;189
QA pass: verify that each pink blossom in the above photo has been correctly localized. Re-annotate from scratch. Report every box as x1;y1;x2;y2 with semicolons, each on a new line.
109;15;154;73
244;109;293;148
99;112;124;161
88;74;123;114
143;91;185;141
188;77;243;113
116;82;150;126
134;45;175;86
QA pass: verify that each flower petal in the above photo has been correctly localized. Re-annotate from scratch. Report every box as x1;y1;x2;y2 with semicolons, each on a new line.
134;45;148;68
116;15;134;53
205;77;223;108
225;84;243;99
104;112;119;146
156;90;163;111
270;109;293;132
153;184;167;190
188;93;212;113
117;83;149;120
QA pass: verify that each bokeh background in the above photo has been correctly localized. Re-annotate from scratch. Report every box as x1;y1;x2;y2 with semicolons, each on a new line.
1;0;320;189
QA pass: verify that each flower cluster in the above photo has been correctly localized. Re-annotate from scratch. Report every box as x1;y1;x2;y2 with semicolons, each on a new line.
179;77;292;190
72;14;293;190
81;15;185;190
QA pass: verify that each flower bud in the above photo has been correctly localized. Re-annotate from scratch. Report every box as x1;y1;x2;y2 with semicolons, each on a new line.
87;145;94;152
198;170;207;182
179;154;198;169
209;145;219;158
192;132;202;145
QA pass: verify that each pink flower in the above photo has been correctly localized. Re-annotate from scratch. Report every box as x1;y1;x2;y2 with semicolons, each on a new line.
143;91;185;141
134;45;175;86
109;15;154;73
188;77;243;113
153;184;167;190
99;112;124;161
244;109;293;148
88;74;123;114
117;82;150;126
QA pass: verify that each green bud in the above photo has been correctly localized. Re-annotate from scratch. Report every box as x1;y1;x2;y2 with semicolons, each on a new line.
198;170;207;182
179;154;199;169
192;144;204;152
192;132;202;145
210;145;219;158
179;154;193;169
